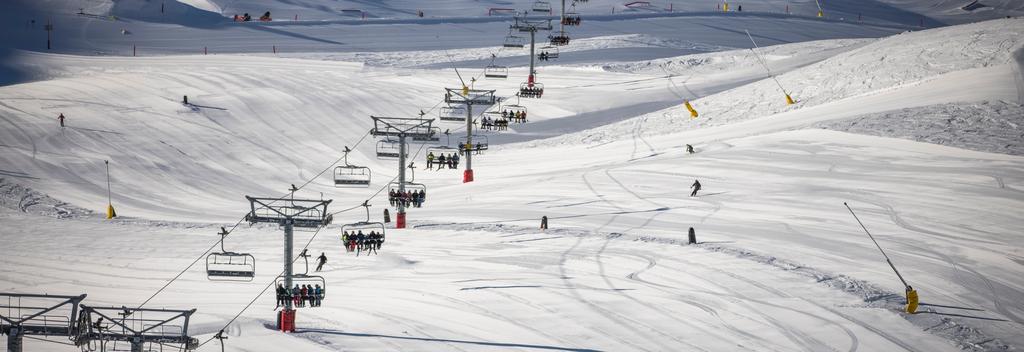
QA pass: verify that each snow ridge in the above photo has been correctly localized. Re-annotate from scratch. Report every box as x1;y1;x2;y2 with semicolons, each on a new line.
0;177;93;218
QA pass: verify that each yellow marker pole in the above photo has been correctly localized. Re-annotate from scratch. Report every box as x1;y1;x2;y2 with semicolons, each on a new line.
723;2;729;12
105;160;116;219
785;94;795;105
845;202;917;313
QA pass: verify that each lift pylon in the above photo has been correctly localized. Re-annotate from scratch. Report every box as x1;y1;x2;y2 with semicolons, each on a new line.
444;88;495;183
511;16;552;98
369;116;435;228
244;190;332;332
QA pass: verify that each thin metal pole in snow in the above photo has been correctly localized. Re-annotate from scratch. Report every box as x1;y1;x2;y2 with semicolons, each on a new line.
844;202;910;288
105;160;112;204
745;29;789;96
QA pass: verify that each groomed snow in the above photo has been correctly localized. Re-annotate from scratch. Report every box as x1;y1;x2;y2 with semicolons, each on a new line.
2;1;1023;351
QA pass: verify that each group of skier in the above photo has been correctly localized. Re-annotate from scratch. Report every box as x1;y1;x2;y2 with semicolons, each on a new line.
426;152;460;169
501;109;527;123
389;188;426;208
480;116;508;131
457;142;485;155
561;15;581;26
232;11;271;22
275;283;324;308
342;230;384;255
538;51;555;61
520;86;544;98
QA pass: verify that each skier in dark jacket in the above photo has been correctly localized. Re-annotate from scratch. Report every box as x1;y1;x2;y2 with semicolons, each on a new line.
58;113;65;127
315;252;327;272
686;144;694;154
690;180;701;197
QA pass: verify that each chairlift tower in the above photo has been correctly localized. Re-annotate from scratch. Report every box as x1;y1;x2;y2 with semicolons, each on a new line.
370;116;436;228
444;88;495;183
511;16;552;91
244;190;332;332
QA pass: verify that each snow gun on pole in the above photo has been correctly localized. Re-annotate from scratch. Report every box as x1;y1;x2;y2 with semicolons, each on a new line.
844;202;918;313
745;29;796;105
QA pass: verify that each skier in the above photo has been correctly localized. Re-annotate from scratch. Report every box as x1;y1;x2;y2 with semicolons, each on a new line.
314;284;324;307
540;215;548;230
276;284;286;306
690;179;701;197
451;153;460;168
426;152;435;169
58;113;65;128
384;208;391;223
182;95;188;105
315;252;327;272
686;144;694;154
437;154;446;171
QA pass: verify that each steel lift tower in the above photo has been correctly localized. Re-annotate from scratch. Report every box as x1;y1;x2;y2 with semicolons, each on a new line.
510;15;552;95
444;88;495;183
370;116;436;228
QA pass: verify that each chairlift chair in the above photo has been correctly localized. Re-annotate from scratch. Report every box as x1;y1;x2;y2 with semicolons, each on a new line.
503;35;527;48
439;105;468;122
519;82;545;98
537;45;559;60
274;274;326;308
376;139;408;159
458;135;489;154
340;221;386;255
484;65;509;79
562;9;581;26
412;127;441;142
502;103;529;123
334;146;371;187
549;31;570;46
207;228;256;281
532;0;552;13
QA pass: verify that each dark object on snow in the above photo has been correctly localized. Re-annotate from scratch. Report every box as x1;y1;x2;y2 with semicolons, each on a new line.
384;209;391;223
540;216;548;230
182;95;188;104
686;144;694;154
690;180;701;197
688;227;697;244
58;113;65;127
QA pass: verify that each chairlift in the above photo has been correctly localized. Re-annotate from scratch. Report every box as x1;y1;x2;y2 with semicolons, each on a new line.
412;127;441;142
426;145;460;169
503;35;527;48
549;31;570;46
439;105;468;122
537;45;559;60
388;181;428;208
274;274;325;308
458;135;489;154
340;202;386;255
502;103;528;123
532;0;552;13
562;6;582;26
206;227;255;281
519;82;545;98
376;139;407;159
484;65;509;79
334;146;371;187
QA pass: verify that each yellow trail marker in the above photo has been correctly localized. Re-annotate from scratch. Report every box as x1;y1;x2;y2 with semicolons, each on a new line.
684;101;699;118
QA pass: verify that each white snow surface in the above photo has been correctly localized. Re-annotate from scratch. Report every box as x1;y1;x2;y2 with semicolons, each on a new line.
2;0;1024;351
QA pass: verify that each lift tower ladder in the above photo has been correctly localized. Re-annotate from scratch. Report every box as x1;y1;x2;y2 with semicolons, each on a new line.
245;192;332;332
369;116;436;228
444;88;495;183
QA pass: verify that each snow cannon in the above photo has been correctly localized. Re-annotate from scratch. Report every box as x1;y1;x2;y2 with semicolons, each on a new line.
785;94;796;105
106;204;117;219
905;287;919;314
684;100;698;118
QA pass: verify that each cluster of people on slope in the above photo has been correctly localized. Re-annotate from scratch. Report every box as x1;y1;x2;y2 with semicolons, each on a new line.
561;16;581;26
480;116;508;130
520;86;543;98
390;188;426;208
457;142;486;155
342;230;384;255
426;152;459;169
233;11;271;22
276;283;323;307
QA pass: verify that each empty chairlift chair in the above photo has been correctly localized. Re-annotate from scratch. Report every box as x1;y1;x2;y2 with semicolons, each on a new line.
334;147;371;187
532;0;552;13
376;139;407;159
412;127;441;142
484;65;509;79
439;105;468;122
207;228;256;281
503;35;527;48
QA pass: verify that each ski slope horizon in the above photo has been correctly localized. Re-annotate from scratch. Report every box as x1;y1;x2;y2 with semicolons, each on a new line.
2;0;1024;351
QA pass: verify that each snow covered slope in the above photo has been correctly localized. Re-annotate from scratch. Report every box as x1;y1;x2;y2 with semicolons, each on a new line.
1;1;1023;352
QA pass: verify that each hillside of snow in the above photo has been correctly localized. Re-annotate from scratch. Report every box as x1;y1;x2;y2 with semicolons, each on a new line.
2;0;1024;351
